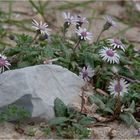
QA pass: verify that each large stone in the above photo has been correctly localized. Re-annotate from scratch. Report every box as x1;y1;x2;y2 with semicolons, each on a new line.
0;65;85;120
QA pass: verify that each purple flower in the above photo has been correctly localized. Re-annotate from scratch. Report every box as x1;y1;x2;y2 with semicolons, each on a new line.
0;54;11;73
134;128;140;136
73;15;88;27
99;47;120;64
108;39;126;51
105;16;116;26
32;19;51;35
63;12;74;25
103;16;117;30
79;66;94;82
108;78;129;97
76;27;93;41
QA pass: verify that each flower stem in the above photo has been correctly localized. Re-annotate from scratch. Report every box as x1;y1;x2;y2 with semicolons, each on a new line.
73;39;80;52
63;27;67;41
29;32;39;47
68;40;80;70
113;77;121;118
96;29;104;44
80;83;88;113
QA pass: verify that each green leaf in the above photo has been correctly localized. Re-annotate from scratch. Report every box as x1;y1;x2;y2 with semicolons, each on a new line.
48;117;69;126
42;127;51;136
17;61;31;68
134;122;140;129
88;95;105;110
78;116;95;125
54;98;68;117
103;107;113;114
119;112;133;127
104;98;115;114
128;100;135;113
72;123;85;131
120;56;133;65
15;34;32;47
71;61;78;69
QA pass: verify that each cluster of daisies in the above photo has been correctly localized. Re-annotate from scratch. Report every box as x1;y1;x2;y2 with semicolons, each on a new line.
0;12;130;98
70;13;129;98
79;65;129;97
63;12;93;41
62;12;125;65
31;12;93;41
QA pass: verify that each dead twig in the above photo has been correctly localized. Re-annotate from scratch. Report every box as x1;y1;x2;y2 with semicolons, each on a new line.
129;39;140;44
90;113;112;123
96;88;109;97
80;83;89;113
120;75;140;84
80;87;86;113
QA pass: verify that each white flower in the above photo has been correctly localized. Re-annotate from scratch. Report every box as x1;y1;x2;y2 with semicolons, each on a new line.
43;58;58;65
32;19;51;35
79;66;94;82
62;12;74;25
76;27;93;41
108;78;129;97
0;54;11;73
73;15;88;26
99;47;120;64
108;39;126;51
86;127;92;137
104;16;117;27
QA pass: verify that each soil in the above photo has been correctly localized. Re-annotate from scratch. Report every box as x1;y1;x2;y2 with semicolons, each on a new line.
0;121;139;139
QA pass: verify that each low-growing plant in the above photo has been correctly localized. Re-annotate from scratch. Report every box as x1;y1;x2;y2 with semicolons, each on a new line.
46;98;94;139
25;127;35;136
42;127;51;136
0;105;31;123
0;7;140;138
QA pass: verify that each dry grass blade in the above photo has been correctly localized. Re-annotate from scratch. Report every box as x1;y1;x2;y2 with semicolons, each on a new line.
96;88;109;97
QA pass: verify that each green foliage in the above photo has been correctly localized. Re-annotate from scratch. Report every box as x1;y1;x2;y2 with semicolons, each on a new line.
0;2;140;136
127;100;135;113
88;94;114;114
54;98;68;117
42;127;51;136
48;117;69;126
56;123;91;139
47;98;94;139
78;116;94;125
119;112;133;127
88;95;106;110
0;105;30;123
124;2;140;26
25;127;35;136
3;43;53;69
0;25;6;38
14;34;32;47
119;100;136;127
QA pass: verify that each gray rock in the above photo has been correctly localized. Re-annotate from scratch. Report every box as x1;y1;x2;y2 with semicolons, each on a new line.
0;65;85;120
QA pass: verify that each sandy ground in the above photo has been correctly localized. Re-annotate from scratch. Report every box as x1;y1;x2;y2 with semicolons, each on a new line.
0;1;140;49
0;1;140;139
0;121;139;139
